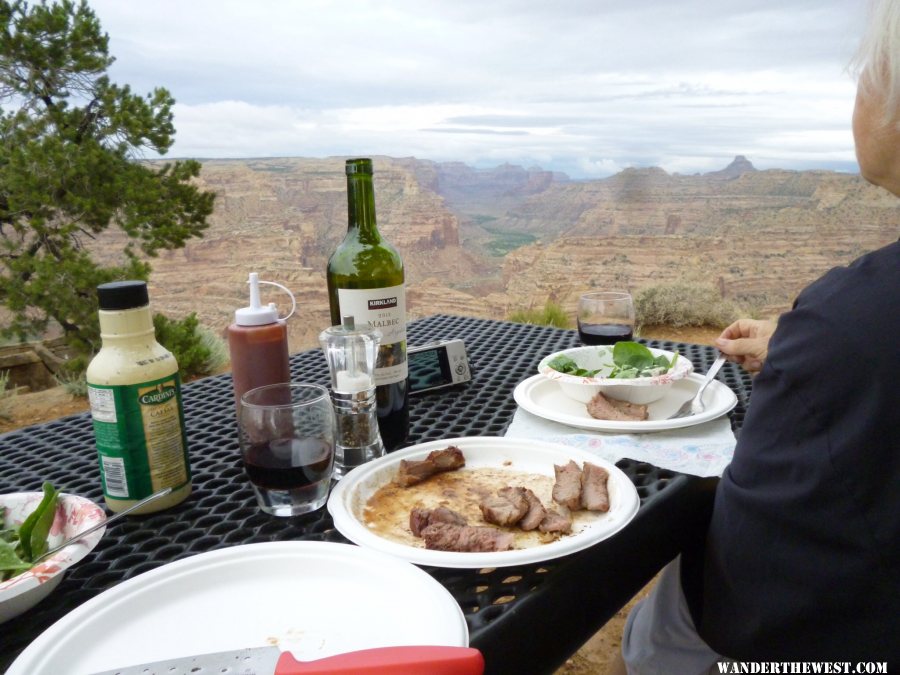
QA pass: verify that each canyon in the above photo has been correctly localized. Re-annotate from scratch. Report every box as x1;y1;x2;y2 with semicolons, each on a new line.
84;155;897;352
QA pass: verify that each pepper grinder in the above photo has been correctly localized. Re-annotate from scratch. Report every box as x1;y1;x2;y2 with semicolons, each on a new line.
319;316;385;478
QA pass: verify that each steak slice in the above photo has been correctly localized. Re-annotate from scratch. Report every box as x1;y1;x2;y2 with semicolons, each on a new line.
420;522;515;552
538;509;573;534
553;460;583;511
396;446;466;487
606;397;649;421
581;462;611;512
409;506;468;537
480;486;529;527
518;488;548;531
586;392;646;421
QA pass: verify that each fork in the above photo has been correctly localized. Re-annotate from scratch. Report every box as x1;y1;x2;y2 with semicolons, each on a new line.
668;353;727;420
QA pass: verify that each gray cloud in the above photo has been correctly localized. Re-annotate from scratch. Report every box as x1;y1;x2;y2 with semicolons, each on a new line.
89;0;863;177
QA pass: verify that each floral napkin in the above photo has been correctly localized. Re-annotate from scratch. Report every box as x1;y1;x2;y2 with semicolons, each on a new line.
505;407;736;478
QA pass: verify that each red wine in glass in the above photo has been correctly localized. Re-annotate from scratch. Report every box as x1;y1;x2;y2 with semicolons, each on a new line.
243;437;333;490
578;321;634;345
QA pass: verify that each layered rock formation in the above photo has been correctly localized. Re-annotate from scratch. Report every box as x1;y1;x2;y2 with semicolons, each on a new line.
85;155;898;354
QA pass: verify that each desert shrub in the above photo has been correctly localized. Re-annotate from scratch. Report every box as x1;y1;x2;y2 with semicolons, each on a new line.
54;369;88;397
508;301;572;329
0;369;14;420
152;313;217;381
198;324;230;374
634;282;741;330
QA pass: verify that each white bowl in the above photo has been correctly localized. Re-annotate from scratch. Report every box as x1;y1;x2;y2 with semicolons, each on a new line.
0;492;106;624
537;345;693;404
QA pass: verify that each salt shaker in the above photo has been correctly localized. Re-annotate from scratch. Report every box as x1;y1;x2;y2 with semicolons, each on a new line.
319;316;385;478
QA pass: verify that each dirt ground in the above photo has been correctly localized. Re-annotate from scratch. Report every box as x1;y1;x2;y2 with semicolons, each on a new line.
0;325;719;673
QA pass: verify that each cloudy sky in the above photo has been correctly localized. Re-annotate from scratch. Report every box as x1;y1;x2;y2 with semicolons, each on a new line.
89;0;866;178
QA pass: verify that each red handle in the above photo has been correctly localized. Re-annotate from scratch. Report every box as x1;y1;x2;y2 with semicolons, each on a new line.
276;646;484;675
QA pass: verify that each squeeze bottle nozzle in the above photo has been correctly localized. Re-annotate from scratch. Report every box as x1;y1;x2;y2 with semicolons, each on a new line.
234;272;296;327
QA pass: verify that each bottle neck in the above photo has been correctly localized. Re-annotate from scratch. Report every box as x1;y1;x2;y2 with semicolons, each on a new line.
98;305;156;341
346;173;380;243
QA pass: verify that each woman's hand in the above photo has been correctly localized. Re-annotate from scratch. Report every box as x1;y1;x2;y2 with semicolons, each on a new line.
715;319;777;374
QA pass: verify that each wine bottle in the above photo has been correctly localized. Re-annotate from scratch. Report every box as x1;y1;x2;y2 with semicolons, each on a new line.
326;158;409;450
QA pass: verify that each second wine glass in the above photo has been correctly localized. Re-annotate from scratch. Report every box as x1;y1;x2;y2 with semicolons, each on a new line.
577;291;635;345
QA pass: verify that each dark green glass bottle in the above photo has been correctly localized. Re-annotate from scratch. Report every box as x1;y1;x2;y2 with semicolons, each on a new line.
326;158;409;450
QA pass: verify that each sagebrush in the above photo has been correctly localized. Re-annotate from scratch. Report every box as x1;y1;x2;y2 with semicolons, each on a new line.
634;282;741;329
508;301;572;329
0;369;14;420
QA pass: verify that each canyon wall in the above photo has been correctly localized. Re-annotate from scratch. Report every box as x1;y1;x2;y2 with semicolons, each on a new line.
87;156;898;352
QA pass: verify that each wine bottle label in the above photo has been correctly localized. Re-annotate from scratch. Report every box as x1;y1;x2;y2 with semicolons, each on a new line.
87;374;191;501
337;285;408;385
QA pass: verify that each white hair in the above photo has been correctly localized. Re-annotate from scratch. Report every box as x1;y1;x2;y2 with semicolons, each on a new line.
852;0;900;126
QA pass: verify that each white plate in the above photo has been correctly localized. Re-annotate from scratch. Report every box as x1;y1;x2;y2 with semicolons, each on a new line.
327;437;640;569
514;373;737;433
7;541;468;675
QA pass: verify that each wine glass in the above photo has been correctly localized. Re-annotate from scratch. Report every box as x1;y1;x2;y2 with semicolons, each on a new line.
577;291;635;345
238;383;335;516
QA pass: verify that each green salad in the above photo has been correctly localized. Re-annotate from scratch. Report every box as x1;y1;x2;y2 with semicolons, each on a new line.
0;482;59;581
547;341;679;379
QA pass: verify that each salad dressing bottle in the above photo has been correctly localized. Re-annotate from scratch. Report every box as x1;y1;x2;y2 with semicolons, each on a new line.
86;281;191;514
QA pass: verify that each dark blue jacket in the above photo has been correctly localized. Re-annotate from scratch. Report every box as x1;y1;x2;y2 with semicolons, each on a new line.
688;241;900;664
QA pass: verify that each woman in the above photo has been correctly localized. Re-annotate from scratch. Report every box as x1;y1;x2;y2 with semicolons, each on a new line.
614;0;900;671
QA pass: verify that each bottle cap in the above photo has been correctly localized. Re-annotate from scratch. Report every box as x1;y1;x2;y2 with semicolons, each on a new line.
345;158;373;175
97;281;149;310
234;273;295;326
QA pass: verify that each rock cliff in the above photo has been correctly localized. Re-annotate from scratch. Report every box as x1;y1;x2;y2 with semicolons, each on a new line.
85;156;898;353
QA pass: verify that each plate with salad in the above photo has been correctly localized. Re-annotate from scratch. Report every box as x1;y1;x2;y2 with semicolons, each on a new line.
514;371;737;432
0;484;106;623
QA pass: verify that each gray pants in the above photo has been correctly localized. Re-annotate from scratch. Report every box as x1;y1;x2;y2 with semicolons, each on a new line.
621;556;727;675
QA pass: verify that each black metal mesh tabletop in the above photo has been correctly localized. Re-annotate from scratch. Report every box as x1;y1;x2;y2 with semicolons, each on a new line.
0;315;751;674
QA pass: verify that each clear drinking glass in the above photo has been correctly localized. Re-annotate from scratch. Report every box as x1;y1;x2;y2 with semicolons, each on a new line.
238;383;335;516
577;291;635;345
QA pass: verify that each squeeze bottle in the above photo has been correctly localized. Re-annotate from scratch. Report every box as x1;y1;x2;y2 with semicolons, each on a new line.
86;280;192;514
227;273;295;414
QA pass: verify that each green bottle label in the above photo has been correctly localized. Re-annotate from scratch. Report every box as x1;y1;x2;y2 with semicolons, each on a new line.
87;374;191;501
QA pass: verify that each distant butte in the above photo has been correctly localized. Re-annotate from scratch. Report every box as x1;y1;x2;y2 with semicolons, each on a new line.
705;155;758;179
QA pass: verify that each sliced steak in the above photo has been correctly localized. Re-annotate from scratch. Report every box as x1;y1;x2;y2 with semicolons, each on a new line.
420;522;515;552
518;488;548;531
606;397;649;421
538;509;573;534
409;506;468;537
480;487;529;527
581;462;611;512
586;392;646;421
553;460;583;510
396;446;466;487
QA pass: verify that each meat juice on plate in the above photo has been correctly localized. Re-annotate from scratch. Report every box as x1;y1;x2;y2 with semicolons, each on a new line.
243;437;333;492
577;322;634;346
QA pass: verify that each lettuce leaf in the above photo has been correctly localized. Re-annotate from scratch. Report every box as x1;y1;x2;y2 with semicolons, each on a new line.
11;482;59;563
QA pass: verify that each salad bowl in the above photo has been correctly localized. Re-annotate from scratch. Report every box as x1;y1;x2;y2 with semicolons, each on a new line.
537;344;693;404
0;492;106;624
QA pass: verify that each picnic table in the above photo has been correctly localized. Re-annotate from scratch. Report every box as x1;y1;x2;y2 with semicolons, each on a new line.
0;314;752;674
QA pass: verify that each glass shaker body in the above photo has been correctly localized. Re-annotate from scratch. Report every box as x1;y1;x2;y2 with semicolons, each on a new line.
319;318;384;478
